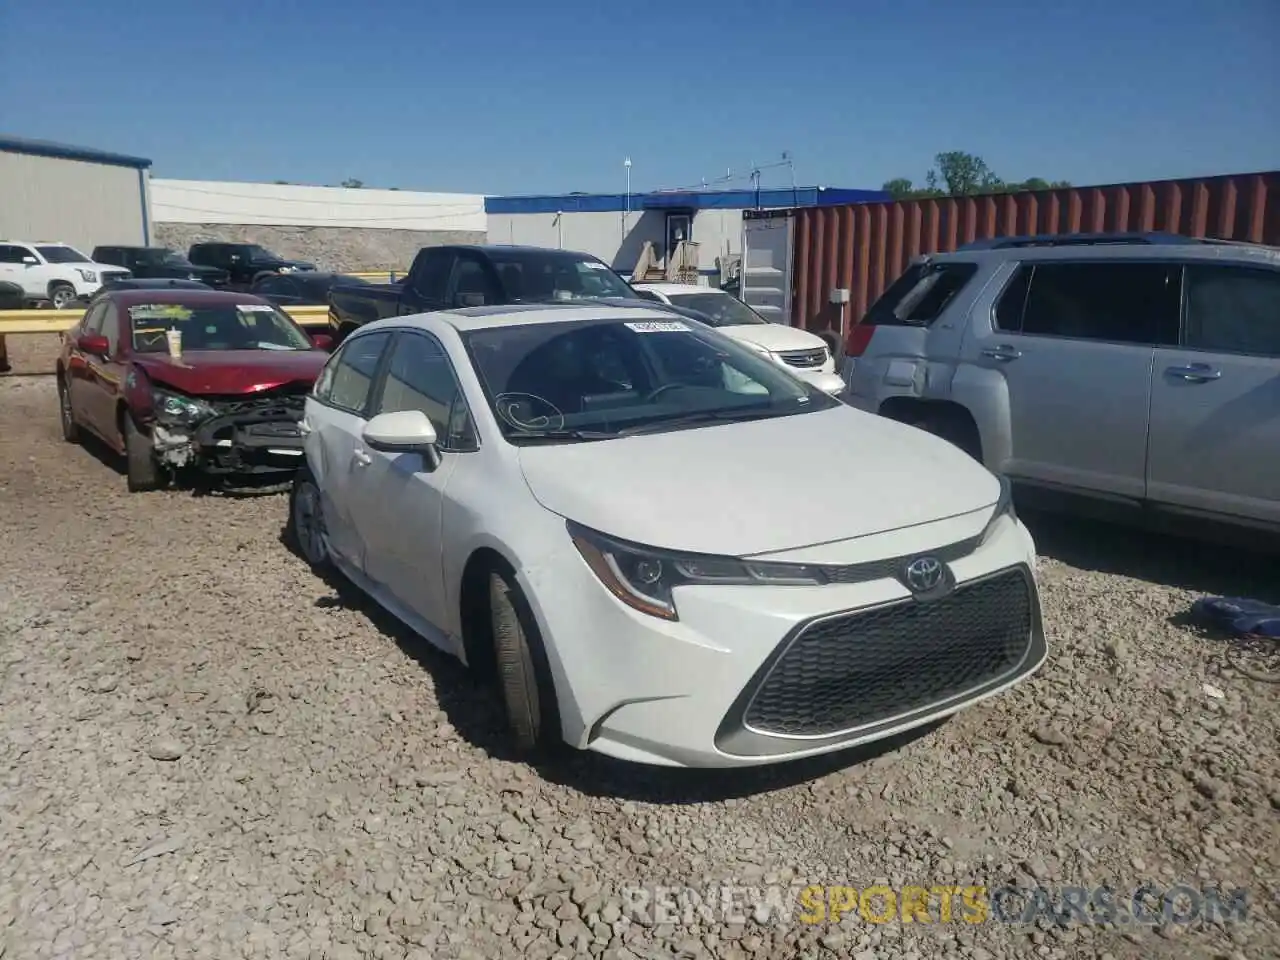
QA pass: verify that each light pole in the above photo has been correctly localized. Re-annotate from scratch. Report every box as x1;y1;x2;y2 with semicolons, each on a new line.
623;157;632;243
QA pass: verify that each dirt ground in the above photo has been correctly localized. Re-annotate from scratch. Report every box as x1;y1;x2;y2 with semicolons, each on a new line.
1;335;1277;960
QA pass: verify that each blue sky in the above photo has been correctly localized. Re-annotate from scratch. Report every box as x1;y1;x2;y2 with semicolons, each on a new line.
4;0;1277;196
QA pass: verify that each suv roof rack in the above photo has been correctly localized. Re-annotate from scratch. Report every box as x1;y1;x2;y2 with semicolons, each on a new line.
958;232;1218;250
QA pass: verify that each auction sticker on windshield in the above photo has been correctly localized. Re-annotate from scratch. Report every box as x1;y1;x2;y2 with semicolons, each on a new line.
237;304;276;313
129;304;193;320
625;321;688;333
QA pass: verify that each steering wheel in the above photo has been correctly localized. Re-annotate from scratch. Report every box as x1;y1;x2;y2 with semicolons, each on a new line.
644;383;694;403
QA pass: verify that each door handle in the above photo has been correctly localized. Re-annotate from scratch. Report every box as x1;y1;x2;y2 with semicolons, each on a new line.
352;449;372;466
981;344;1022;361
1165;363;1221;383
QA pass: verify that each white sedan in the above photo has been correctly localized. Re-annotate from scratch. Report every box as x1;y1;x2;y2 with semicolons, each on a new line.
631;282;846;395
289;303;1046;768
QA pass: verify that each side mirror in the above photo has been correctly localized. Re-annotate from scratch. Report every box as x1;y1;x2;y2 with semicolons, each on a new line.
77;333;110;355
454;292;486;308
362;410;440;467
309;332;334;351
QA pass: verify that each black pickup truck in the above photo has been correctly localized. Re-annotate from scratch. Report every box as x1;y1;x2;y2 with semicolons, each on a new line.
327;244;642;337
187;242;316;290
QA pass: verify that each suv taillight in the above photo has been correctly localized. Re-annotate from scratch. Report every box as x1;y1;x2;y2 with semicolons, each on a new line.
843;324;877;358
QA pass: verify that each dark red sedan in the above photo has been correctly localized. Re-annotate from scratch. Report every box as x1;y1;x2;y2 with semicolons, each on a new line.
56;288;334;491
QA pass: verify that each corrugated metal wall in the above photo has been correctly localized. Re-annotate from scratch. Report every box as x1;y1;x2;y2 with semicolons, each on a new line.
0;152;148;251
790;171;1280;333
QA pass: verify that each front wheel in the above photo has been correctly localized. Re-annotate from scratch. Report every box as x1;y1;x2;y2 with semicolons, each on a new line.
49;283;77;310
287;468;331;570
123;414;162;491
489;570;560;756
57;377;80;443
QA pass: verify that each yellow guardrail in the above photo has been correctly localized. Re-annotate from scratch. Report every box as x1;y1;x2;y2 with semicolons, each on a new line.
350;271;406;282
0;304;333;337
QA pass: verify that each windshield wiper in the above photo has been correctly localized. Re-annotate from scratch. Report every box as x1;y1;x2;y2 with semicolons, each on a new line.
617;407;789;437
505;428;618;444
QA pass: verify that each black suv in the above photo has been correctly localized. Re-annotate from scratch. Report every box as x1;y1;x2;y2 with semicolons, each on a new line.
187;242;315;289
92;245;229;287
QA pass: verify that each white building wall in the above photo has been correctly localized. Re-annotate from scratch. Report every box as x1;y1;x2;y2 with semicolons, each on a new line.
151;179;485;232
0;152;148;251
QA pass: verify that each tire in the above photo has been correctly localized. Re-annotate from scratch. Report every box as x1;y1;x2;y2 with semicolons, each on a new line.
123;413;162;492
57;375;79;443
489;570;559;755
287;466;331;570
48;282;77;310
911;409;983;462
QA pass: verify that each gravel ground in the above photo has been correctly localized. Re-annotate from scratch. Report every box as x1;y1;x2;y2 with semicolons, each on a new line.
2;338;1278;960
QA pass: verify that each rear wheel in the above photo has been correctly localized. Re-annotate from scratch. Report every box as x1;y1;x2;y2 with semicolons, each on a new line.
489;570;560;756
123;413;162;491
57;376;79;443
909;408;983;462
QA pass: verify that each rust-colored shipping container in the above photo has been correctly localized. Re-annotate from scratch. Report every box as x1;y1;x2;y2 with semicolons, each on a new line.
789;171;1280;339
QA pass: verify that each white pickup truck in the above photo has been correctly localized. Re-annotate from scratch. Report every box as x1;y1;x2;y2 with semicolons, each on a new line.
0;241;131;308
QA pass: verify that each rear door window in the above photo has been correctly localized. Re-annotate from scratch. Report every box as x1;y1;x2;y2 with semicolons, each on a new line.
1014;262;1181;345
864;261;978;327
1183;264;1280;357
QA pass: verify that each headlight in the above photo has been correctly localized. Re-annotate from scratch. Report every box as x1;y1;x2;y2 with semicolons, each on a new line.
152;388;216;426
568;521;827;621
977;474;1017;546
77;269;98;283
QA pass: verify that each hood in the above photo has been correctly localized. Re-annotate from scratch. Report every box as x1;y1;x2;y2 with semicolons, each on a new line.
132;349;328;395
717;323;829;354
517;404;1000;556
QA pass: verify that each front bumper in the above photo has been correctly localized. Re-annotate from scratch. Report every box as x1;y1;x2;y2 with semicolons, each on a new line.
523;512;1045;768
151;407;306;477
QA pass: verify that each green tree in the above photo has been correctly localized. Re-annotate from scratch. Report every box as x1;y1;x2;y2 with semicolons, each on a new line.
884;153;1070;199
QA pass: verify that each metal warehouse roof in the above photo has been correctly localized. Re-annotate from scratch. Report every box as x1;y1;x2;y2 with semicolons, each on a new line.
0;135;152;169
485;186;889;215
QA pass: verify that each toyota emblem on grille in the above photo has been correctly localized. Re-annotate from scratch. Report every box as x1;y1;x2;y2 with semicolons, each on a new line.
901;555;952;599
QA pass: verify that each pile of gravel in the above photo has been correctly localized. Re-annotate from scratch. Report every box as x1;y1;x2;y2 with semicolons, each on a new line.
153;224;486;274
0;370;1276;960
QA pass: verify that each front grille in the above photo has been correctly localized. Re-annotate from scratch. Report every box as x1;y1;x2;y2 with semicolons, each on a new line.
102;271;130;284
778;347;828;369
742;567;1034;737
820;535;980;585
206;390;306;419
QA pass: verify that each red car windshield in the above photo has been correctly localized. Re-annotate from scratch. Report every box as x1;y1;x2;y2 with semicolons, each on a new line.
128;303;313;353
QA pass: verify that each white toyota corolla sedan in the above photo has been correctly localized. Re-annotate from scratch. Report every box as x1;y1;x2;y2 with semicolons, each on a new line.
289;303;1046;768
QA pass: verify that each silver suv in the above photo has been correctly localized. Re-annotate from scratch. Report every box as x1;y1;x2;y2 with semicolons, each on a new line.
842;233;1280;534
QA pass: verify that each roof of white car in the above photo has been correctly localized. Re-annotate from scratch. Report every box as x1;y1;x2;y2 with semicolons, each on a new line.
413;302;687;332
631;282;722;296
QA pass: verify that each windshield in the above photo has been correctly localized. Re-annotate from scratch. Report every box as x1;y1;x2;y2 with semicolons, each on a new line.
128;302;314;353
36;245;91;264
462;316;837;443
664;291;768;326
492;251;640;303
